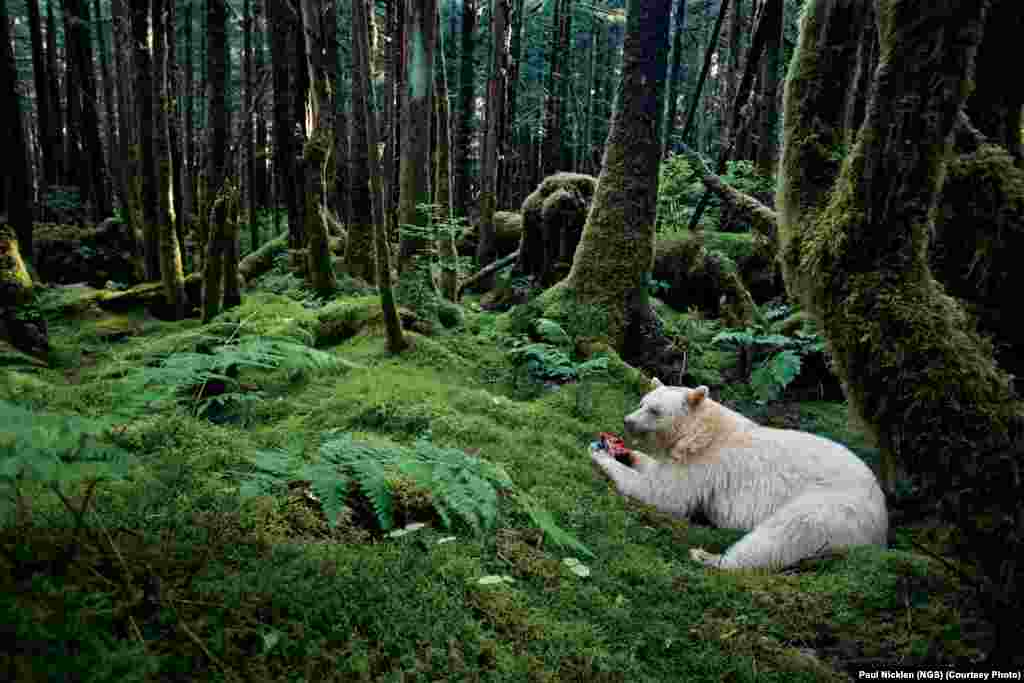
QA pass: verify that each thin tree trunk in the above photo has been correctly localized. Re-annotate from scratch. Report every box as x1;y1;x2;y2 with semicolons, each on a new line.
182;0;194;237
435;5;457;301
45;1;63;186
27;0;54;191
347;0;377;283
111;0;134;228
67;0;109;218
678;0;730;147
755;0;782;176
454;0;476;220
153;0;187;318
202;0;230;322
94;0;118;210
133;0;160;279
661;0;688;158
354;0;406;352
475;0;510;290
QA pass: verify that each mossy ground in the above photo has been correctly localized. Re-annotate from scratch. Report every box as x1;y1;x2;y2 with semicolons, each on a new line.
0;277;986;681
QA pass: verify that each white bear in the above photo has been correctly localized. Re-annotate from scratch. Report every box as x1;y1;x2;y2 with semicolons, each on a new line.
590;379;888;570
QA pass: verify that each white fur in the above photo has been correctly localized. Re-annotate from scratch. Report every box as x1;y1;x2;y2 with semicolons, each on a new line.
591;379;888;570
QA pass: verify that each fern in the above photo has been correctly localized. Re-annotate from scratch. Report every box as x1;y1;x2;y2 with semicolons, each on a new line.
236;432;592;555
0;400;134;523
750;350;803;401
116;326;356;418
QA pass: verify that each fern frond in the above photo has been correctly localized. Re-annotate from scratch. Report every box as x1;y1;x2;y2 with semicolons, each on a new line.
515;491;594;558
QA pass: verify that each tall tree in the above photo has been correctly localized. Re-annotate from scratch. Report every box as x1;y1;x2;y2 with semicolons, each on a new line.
111;0;134;226
538;0;672;350
353;0;406;352
435;4;457;301
153;0;188;318
661;0;687;158
346;0;377;283
26;0;55;190
396;0;441;319
45;0;63;185
779;0;1023;665
133;0;161;279
94;0;118;206
475;0;510;290
66;0;110;218
754;0;782;176
300;0;338;294
453;0;476;219
202;0;232;321
0;0;32;262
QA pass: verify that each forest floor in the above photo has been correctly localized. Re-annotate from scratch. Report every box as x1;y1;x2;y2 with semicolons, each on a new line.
0;259;993;681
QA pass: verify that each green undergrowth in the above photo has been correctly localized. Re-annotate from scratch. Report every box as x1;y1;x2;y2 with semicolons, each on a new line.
0;285;981;681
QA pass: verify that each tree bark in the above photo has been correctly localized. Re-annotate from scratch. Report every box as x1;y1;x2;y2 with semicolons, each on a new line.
354;0;407;352
202;0;231;321
27;0;54;191
541;0;672;349
0;0;33;264
347;0;377;283
454;0;477;220
396;0;441;319
133;0;160;279
661;0;688;158
300;0;338;294
475;0;510;291
779;0;1022;663
754;0;783;176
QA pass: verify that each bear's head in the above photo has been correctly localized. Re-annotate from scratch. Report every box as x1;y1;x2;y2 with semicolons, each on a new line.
624;378;713;458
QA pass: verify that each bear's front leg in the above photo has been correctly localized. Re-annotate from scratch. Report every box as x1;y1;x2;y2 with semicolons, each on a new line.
590;445;652;502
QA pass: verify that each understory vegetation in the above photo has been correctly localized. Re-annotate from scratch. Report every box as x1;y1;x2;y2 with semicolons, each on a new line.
0;246;989;681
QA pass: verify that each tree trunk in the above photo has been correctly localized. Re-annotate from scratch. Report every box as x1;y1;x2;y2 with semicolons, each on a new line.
719;0;741;155
94;0;118;211
453;0;476;220
541;0;672;350
396;0;441;320
542;0;565;177
754;0;782;176
678;0;730;147
347;0;377;283
966;0;1024;165
182;0;194;238
133;0;160;279
165;0;185;269
45;1;63;187
111;0;135;230
661;0;688;158
202;0;230;322
243;0;257;251
779;0;1023;665
474;0;510;292
27;0;55;192
267;0;303;277
152;0;188;319
67;0;109;218
300;0;338;294
353;0;406;352
1;0;33;264
435;9;457;301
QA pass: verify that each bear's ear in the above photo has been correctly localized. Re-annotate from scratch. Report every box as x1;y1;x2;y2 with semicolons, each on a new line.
651;377;664;389
687;385;709;408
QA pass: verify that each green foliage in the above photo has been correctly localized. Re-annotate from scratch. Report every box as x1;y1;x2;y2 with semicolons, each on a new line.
508;338;610;391
0;400;133;523
713;303;826;401
115;318;353;420
656;154;700;232
238;432;593;556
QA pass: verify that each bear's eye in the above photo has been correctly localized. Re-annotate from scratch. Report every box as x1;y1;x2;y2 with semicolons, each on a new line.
648;406;659;416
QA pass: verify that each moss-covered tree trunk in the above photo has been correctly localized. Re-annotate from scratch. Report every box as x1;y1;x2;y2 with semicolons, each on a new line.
355;0;406;353
434;21;458;302
0;225;49;356
300;0;338;295
396;0;441;322
539;0;672;349
779;0;1023;666
154;0;188;319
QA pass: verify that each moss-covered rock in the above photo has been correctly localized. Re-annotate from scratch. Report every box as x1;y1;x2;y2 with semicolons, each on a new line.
517;173;597;286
